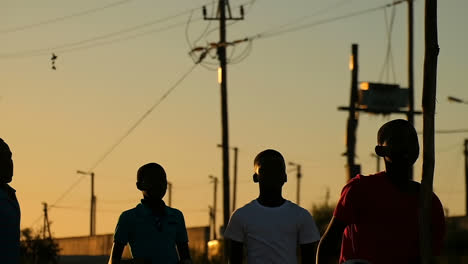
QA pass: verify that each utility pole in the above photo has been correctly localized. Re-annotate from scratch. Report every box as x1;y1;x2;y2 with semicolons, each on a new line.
217;144;239;212
77;170;96;236
465;139;468;216
203;1;244;240
419;0;439;261
232;147;238;212
208;206;214;240
288;162;302;205
167;182;172;207
203;3;243;259
345;44;360;181
407;0;415;180
209;175;218;240
371;153;381;172
42;202;52;240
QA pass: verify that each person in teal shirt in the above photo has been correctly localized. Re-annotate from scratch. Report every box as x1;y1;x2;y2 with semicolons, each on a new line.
108;163;191;264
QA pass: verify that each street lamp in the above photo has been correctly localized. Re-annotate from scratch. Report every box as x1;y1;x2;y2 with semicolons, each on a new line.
76;170;96;236
447;96;468;216
288;162;302;205
209;175;218;240
217;144;239;212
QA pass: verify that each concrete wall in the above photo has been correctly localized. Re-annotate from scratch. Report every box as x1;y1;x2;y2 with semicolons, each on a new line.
56;226;209;263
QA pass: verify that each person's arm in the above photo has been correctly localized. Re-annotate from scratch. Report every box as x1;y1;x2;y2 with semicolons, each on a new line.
176;242;192;264
229;239;244;264
316;216;346;264
300;242;317;264
108;242;125;264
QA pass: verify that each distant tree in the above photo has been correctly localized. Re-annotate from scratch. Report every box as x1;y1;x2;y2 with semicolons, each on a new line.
310;188;335;235
20;228;60;264
442;216;468;261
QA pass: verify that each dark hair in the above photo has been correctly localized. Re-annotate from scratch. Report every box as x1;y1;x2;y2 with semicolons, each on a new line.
0;138;10;153
377;119;419;164
137;163;166;183
254;149;285;175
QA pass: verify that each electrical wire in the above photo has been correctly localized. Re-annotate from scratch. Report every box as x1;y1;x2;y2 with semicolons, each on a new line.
191;0;216;47
50;175;88;208
257;0;352;38
88;63;199;172
15;20;195;58
187;0;257;70
0;0;225;59
0;0;138;34
417;129;468;135
378;5;398;82
28;63;199;227
0;12;203;59
248;1;406;41
201;0;257;45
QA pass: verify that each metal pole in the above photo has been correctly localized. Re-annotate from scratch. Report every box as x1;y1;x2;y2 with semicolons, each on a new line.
168;182;172;207
296;165;302;205
371;153;381;172
91;172;95;236
465;139;468;216
232;147;238;212
77;170;96;236
213;176;218;240
407;0;415;180
42;202;47;239
208;206;214;240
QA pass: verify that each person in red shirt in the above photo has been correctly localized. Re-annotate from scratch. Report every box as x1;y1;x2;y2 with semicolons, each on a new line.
316;119;445;264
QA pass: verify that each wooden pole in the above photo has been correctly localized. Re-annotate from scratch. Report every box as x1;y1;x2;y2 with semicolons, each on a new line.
408;0;415;180
346;44;359;181
419;0;439;263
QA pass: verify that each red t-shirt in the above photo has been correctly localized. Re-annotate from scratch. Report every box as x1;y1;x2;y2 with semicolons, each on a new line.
333;172;445;264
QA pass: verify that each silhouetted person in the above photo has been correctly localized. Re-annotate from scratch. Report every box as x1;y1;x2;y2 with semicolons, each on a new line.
224;149;320;264
0;138;20;264
108;163;191;264
316;119;446;264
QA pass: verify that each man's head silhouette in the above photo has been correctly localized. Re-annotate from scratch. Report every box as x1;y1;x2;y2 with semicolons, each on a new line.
0;138;13;184
136;163;167;201
253;149;287;190
375;119;419;169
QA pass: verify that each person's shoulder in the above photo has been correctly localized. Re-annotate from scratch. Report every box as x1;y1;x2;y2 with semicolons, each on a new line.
119;205;139;219
285;201;312;217
349;172;387;186
231;200;257;216
166;206;184;217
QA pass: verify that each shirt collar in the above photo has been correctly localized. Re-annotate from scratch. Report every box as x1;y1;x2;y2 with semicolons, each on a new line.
137;201;175;217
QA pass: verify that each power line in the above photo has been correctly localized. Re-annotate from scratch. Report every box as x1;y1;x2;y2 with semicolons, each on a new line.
13;20;192;58
186;0;257;70
257;0;352;38
417;129;468;135
28;63;199;227
247;1;406;41
0;12;203;59
0;0;138;34
50;175;88;207
88;63;199;171
379;4;398;82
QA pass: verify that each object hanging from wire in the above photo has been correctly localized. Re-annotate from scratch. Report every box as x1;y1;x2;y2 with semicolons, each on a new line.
51;53;57;70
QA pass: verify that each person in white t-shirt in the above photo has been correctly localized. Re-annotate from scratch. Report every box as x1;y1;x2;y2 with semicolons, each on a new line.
224;149;320;264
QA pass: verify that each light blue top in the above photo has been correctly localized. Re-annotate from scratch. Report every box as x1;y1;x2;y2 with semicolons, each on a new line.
114;202;188;264
0;184;21;264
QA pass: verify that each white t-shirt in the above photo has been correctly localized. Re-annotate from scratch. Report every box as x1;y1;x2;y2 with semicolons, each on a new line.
224;199;320;264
